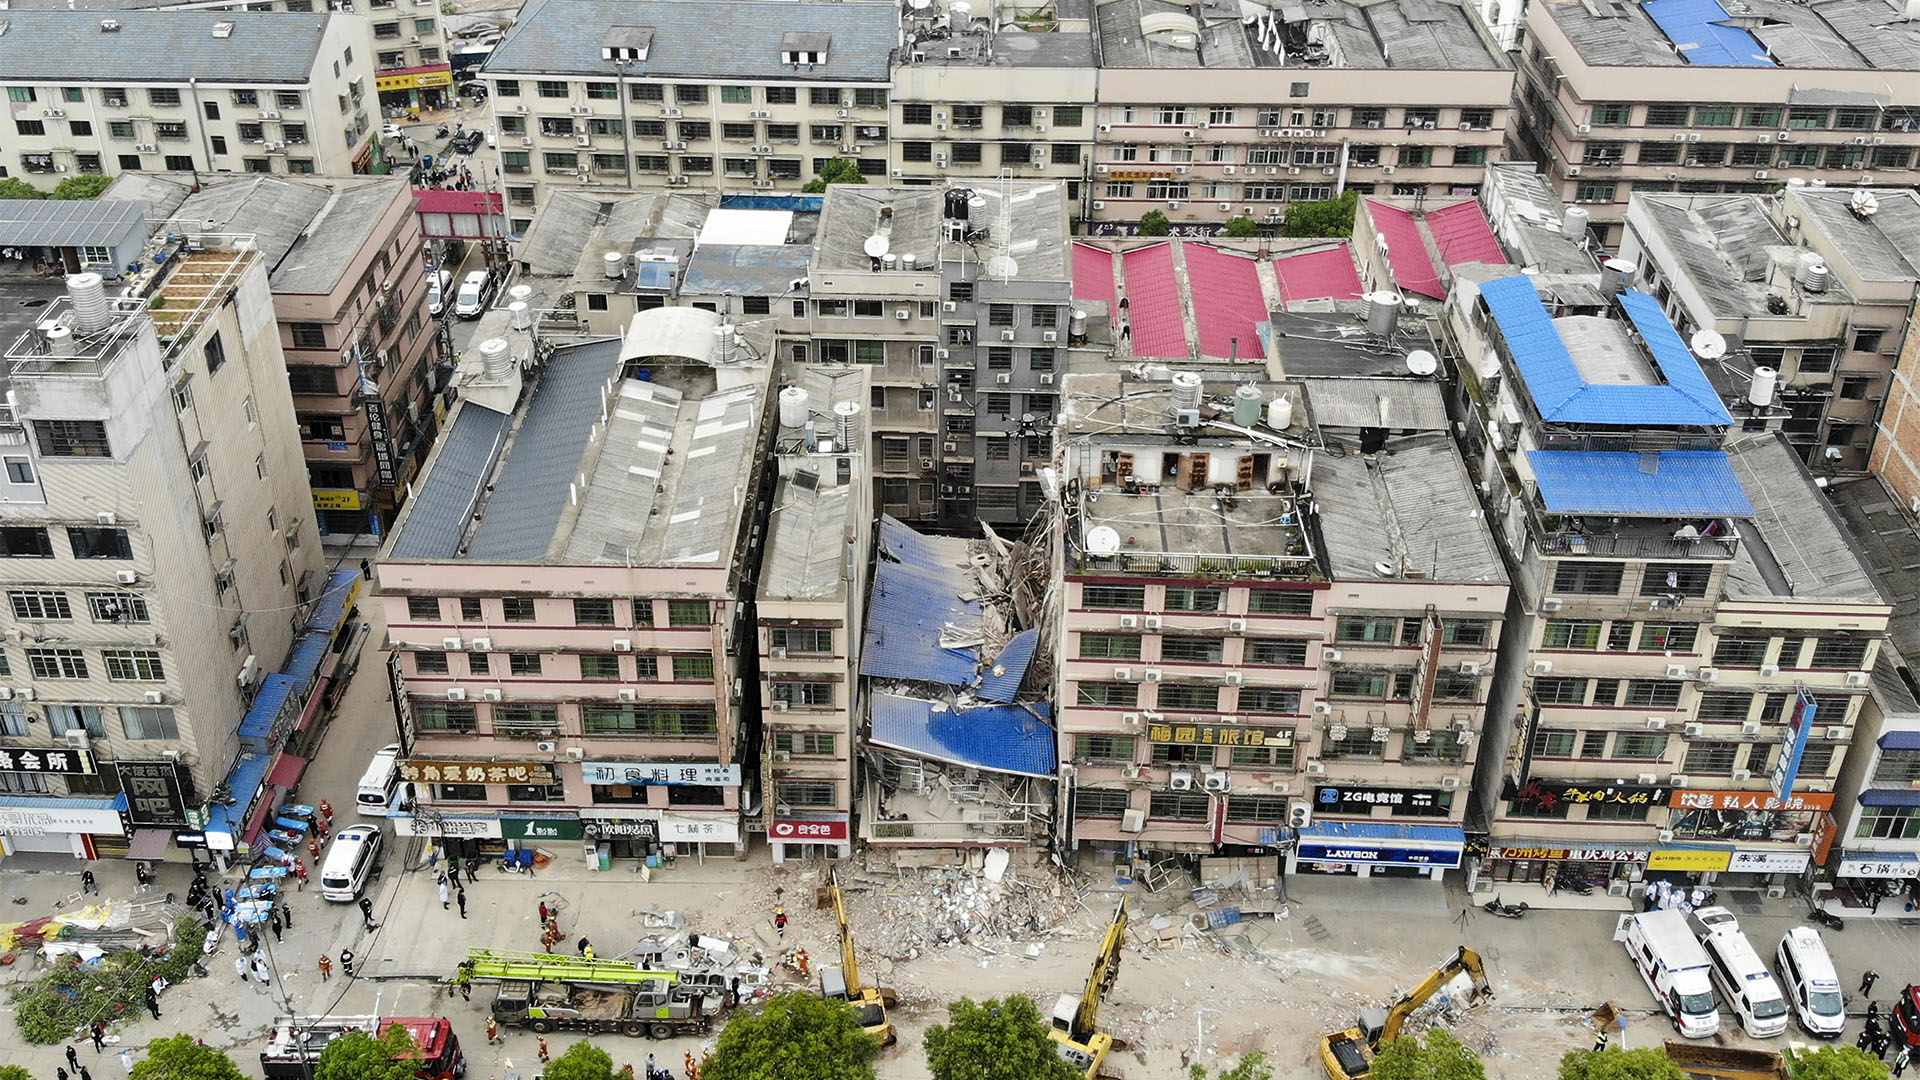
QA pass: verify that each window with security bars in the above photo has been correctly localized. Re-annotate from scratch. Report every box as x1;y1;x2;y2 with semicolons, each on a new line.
1682;740;1739;775
33;420;111;458
1637;624;1698;651
770;681;833;707
1530;729;1576;757
1156;684;1218;710
1076;682;1137;707
574;598;616;625
1149;791;1212;820
769;627;833;654
1166;588;1224;613
1532;677;1588;706
1712;635;1771;667
104;650;163;681
772;731;837;756
1553;561;1624;595
1160;637;1223;663
1079;634;1142;660
1811;637;1871;669
1237;688;1301;714
1624;680;1683;708
1075;789;1131;818
414;703;478;732
1405;733;1465;764
1641;563;1711;598
581;704;717;736
1246;640;1308;666
1226;795;1288;823
1074;735;1136;763
10;591;71;620
1323;729;1385;760
1614;732;1668;759
1230;742;1295;768
27;648;87;679
1247;590;1312;615
1082;586;1145;610
1542;618;1601;648
1695;693;1755;722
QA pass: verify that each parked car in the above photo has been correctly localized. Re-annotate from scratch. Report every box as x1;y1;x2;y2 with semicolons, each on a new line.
450;129;483;155
425;268;452;316
453;269;492;319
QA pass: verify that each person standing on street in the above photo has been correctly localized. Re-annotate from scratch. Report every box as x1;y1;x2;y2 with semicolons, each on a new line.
457;888;468;920
294;860;308;891
269;912;283;942
539;900;550;924
1593;1028;1609;1052
69;1043;81;1072
235;956;251;983
538;1037;550;1063
281;903;293;930
485;1017;501;1045
359;896;378;930
774;907;787;938
91;1022;105;1053
339;948;356;979
1866;970;1883;996
81;870;97;895
319;954;332;981
143;987;160;1020
1898;1046;1912;1078
440;877;451;910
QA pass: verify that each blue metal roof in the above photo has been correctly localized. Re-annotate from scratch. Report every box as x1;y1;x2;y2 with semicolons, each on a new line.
1480;276;1732;427
1529;449;1753;517
237;674;300;742
205;752;274;838
860;516;983;685
0;793;125;812
1643;0;1774;67
1296;820;1467;844
309;568;359;634
867;693;1056;777
977;628;1039;703
282;629;332;695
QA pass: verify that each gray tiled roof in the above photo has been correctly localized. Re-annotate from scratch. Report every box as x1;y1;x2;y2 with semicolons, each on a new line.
0;198;147;248
1723;432;1886;604
1830;478;1920;664
760;478;852;602
1310;432;1506;583
101;172;196;221
484;0;895;81
386;402;511;561
1795;189;1920;283
1546;0;1920;71
0;11;334;83
271;180;409;295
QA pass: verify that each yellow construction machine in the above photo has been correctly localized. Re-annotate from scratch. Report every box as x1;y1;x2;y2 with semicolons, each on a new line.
821;867;897;1045
1049;900;1128;1079
1320;945;1492;1080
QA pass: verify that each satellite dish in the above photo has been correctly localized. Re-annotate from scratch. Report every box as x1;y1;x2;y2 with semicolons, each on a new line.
986;254;1018;279
863;234;890;258
1405;349;1439;376
1085;525;1122;557
1689;330;1728;360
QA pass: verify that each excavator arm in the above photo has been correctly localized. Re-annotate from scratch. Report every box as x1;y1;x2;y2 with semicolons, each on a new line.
1071;901;1128;1043
1377;947;1492;1044
829;868;863;994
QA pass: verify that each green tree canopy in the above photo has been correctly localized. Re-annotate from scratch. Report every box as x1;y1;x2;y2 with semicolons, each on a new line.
128;1035;247;1080
50;175;114;200
802;158;868;193
924;996;1080;1080
1189;1051;1274;1080
314;1023;418;1080
704;991;879;1080
1283;189;1360;238
1369;1030;1485;1080
1787;1047;1891;1080
1559;1047;1687;1080
1137;210;1172;237
0;1067;38;1080
1222;216;1261;238
543;1040;616;1080
0;178;46;200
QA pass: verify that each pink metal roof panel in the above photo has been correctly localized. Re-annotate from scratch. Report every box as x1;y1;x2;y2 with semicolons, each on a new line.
1121;244;1187;360
1427;202;1504;271
1072;243;1116;307
1366;200;1444;300
1272;244;1364;304
412;189;504;215
1183;244;1267;359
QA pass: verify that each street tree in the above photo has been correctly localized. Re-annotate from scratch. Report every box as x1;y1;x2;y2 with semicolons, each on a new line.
1222;216;1261;238
1369;1030;1485;1080
924;995;1080;1080
1559;1047;1687;1080
543;1040;616;1080
1138;210;1172;236
0;178;45;200
1283;190;1360;237
802;158;868;193
314;1023;418;1080
1188;1051;1274;1080
1787;1047;1891;1080
0;1067;37;1080
703;991;879;1080
50;175;114;200
128;1035;247;1080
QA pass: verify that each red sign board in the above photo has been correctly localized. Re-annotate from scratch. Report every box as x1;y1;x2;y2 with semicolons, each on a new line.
1668;789;1835;812
771;817;848;842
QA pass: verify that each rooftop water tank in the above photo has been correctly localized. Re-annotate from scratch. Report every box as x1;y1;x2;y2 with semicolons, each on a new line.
1233;384;1263;427
67;273;109;333
778;385;810;428
478;337;514;380
1170;371;1203;415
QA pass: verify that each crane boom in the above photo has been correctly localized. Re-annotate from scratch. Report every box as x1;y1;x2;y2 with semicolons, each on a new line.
1072;901;1127;1042
460;948;680;987
829;867;862;993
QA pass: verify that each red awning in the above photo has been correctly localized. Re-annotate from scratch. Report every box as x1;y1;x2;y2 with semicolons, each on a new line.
241;794;276;848
295;683;328;733
125;828;171;861
267;753;309;789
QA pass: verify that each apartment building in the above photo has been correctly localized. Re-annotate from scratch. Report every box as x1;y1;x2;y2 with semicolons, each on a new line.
1620;188;1920;470
378;309;776;863
0;11;378;182
1088;0;1514;230
1515;0;1920;249
813;182;1071;529
479;0;895;207
1824;650;1920;889
0;248;322;861
0;0;449;116
1053;370;1508;871
759;365;871;863
1447;269;1889;897
136;176;442;541
890;3;1096;196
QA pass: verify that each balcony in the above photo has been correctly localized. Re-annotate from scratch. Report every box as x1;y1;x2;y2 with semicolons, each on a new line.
1536;516;1740;561
1068;488;1317;580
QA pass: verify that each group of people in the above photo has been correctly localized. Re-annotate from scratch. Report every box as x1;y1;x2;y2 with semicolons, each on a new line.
1639;879;1714;916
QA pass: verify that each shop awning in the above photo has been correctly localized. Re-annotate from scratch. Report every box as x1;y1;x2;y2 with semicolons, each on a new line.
266;753;308;789
1296;821;1466;846
1879;730;1920;752
1859;788;1920;808
125;828;171;861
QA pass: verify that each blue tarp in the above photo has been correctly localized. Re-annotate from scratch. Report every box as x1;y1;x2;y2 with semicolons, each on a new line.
236;674;300;743
1643;0;1774;67
1297;820;1467;844
860;516;984;685
718;195;825;213
1529;449;1753;517
868;693;1056;777
977;628;1040;703
1879;730;1920;752
1481;276;1732;427
204;752;274;839
1858;788;1920;808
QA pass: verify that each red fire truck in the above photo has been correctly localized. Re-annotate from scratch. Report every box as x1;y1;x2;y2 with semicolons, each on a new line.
261;1015;466;1079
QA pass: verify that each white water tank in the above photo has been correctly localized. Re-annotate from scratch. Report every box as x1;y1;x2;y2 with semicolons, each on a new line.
1748;366;1777;408
603;252;624;279
1364;291;1401;337
714;324;736;363
1267;393;1294;430
1069;308;1088;343
478;337;514;380
833;399;860;447
43;324;75;357
1560;206;1590;241
1795;254;1829;293
508;283;534;307
901;253;916;272
778;386;810;428
1233;384;1263;427
1170;371;1203;415
1600;258;1636;298
67;273;109;332
508;301;530;331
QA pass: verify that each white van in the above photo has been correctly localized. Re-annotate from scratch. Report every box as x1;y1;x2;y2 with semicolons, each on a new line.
319;825;383;903
453;269;490;319
1699;927;1788;1037
355;744;401;816
426;268;452;316
1623;909;1720;1038
1777;927;1846;1038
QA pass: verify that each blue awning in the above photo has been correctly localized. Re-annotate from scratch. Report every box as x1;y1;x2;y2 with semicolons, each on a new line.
0;793;127;812
1858;788;1920;808
1836;849;1919;868
1296;821;1466;846
204;752;274;839
1880;730;1920;752
1529;449;1753;518
308;568;360;634
236;674;300;743
868;692;1056;777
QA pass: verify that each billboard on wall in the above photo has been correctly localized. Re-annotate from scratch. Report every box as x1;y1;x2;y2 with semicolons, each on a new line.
1770;690;1816;799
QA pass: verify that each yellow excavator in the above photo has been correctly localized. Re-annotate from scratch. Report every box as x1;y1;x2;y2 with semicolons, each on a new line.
821;867;897;1045
1050;900;1128;1079
1321;946;1492;1080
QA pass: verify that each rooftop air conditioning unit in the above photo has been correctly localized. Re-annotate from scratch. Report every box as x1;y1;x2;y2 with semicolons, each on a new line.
446;688;467;701
469;637;491;651
1306;761;1327;775
1169;769;1194;791
612;639;632;652
482;688;503;701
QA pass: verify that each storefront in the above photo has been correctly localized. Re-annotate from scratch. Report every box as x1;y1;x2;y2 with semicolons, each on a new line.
375;65;453;112
659;814;742;860
393;813;503;864
1834;850;1920;880
1287;821;1465;880
581;815;659;866
1724;848;1810;886
769;814;851;864
501;815;582;852
1481;844;1649;890
1647;844;1733;882
0;796;127;860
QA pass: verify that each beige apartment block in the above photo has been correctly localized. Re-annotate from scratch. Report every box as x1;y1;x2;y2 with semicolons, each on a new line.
1516;0;1920;249
1088;0;1513;231
0;246;322;859
480;0;896;209
0;11;378;182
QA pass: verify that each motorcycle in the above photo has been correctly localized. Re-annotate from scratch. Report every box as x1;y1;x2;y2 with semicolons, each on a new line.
1809;904;1845;931
1482;895;1529;919
435;123;451;140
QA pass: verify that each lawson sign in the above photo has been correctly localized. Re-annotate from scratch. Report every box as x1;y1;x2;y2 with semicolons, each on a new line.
1298;844;1463;868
